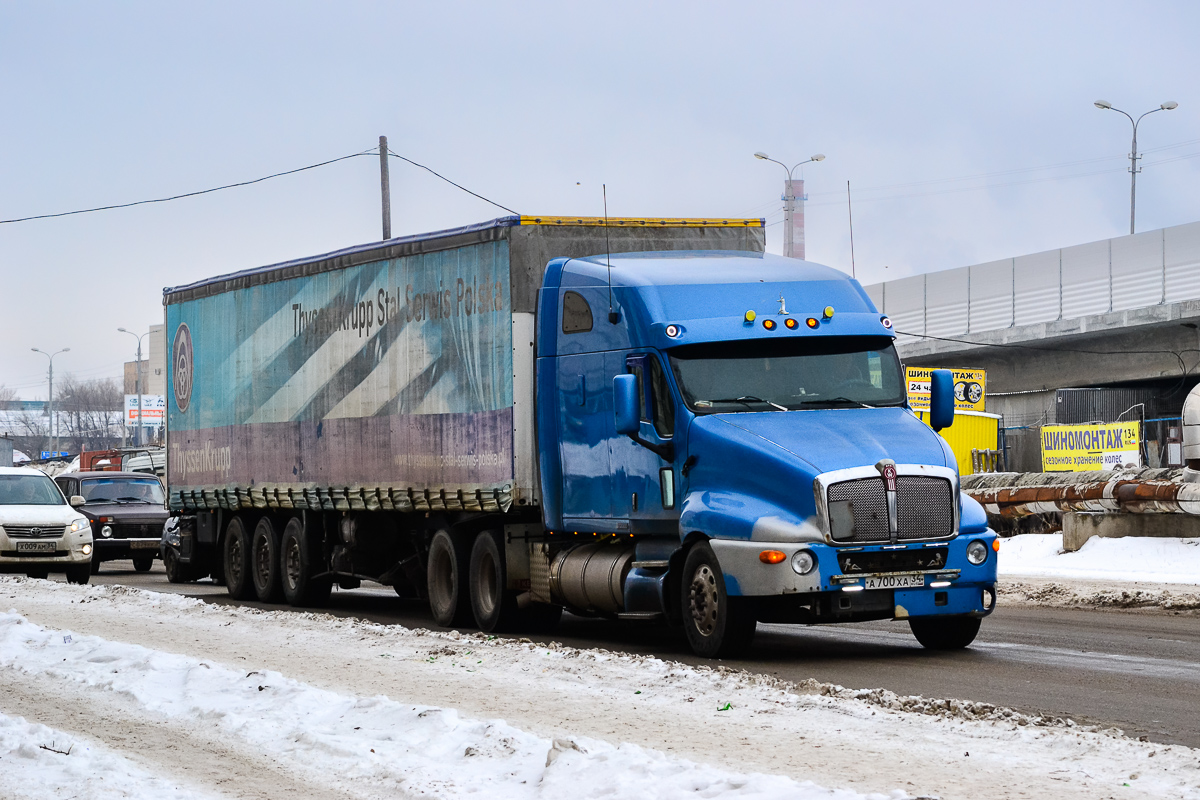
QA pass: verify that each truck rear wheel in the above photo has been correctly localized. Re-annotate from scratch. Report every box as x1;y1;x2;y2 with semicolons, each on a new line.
909;615;981;650
427;529;472;627
222;516;256;600
280;517;330;607
681;541;755;659
251;517;284;603
469;530;520;632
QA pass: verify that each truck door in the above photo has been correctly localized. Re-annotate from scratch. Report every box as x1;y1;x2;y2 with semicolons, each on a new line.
612;352;679;531
556;350;614;523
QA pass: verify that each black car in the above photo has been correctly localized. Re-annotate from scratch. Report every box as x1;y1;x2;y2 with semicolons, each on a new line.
54;471;168;573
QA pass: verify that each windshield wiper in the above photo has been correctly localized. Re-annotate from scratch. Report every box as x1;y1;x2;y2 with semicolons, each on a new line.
114;496;156;504
710;396;788;412
797;397;874;408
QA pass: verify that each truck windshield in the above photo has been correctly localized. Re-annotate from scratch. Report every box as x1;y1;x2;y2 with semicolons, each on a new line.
668;336;906;413
0;474;66;506
80;477;165;505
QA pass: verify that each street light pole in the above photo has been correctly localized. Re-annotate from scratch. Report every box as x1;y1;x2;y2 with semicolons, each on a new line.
1094;99;1179;235
754;151;826;258
31;347;69;456
118;328;150;447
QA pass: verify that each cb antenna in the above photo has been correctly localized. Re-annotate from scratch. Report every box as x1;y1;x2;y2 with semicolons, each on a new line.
847;180;857;280
604;184;618;324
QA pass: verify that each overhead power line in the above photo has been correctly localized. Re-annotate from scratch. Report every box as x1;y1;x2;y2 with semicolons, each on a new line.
0;149;378;225
0;146;521;226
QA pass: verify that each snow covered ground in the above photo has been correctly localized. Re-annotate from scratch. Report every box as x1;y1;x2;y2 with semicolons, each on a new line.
0;578;1197;799
999;533;1200;585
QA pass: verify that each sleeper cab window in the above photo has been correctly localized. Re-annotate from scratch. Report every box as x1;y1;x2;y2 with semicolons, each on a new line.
562;290;593;334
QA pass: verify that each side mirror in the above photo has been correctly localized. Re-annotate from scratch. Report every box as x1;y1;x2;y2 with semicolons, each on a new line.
929;369;955;432
614;374;639;435
69;495;86;508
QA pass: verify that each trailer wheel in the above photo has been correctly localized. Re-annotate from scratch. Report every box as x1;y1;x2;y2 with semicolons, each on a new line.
251;517;284;603
681;541;755;658
469;530;521;632
909;615;981;650
427;529;472;627
281;517;330;607
222;516;256;600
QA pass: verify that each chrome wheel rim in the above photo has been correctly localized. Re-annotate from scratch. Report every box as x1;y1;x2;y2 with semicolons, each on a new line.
688;563;719;637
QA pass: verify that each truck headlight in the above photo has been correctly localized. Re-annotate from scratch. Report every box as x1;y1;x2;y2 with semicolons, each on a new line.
790;549;816;575
966;540;988;565
101;525;113;538
68;518;90;533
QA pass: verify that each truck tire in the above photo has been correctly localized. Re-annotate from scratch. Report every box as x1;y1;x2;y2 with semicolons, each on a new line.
133;556;154;573
65;563;91;585
163;548;189;584
427;529;473;627
469;530;521;632
222;516;256;600
681;541;756;658
251;517;284;603
280;517;330;607
909;615;981;650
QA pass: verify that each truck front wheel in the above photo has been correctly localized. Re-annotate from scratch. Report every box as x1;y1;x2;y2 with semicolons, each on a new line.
427;529;472;627
681;541;756;658
222;516;256;600
280;517;330;608
909;615;981;650
251;517;284;603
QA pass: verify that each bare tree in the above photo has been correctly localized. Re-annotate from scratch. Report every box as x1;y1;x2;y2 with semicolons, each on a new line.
56;375;123;453
0;385;15;403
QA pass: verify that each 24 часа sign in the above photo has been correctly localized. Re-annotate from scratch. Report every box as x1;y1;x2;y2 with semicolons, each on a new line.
1039;422;1141;472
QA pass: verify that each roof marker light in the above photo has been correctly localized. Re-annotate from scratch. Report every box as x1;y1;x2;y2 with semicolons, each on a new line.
744;310;756;324
823;306;835;320
665;324;680;338
763;318;777;331
784;317;798;329
805;317;819;329
881;316;893;329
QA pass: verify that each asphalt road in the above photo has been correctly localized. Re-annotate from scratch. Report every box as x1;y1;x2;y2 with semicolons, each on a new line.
82;561;1200;749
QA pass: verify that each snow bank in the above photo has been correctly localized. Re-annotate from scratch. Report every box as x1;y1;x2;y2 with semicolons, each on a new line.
1000;533;1200;584
0;611;886;800
0;710;216;800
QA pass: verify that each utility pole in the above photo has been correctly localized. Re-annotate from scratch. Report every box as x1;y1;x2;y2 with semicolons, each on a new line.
118;328;149;448
1094;100;1178;235
380;135;392;240
31;347;69;456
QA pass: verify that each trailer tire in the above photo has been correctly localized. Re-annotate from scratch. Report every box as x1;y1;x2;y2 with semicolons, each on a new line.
469;530;521;632
681;541;756;658
281;517;330;607
908;615;981;650
251;517;284;603
427;529;473;628
222;516;256;600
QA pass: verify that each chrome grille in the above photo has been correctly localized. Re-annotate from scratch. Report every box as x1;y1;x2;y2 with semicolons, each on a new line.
895;476;954;540
826;475;954;544
827;478;889;542
3;525;67;539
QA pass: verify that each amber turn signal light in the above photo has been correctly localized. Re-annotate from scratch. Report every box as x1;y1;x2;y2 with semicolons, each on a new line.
992;539;1001;552
759;549;787;564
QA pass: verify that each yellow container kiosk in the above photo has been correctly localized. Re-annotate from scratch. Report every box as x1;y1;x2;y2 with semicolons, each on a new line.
916;409;1002;476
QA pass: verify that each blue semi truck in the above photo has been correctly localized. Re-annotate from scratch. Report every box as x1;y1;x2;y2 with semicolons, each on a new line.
161;215;997;657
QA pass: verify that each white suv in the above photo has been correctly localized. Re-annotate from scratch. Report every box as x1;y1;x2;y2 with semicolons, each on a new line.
0;467;94;584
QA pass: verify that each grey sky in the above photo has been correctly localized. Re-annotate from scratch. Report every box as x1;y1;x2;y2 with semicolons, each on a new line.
2;1;1197;397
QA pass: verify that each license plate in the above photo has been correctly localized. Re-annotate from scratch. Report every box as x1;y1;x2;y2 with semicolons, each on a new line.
865;573;925;590
16;541;56;554
129;540;160;550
